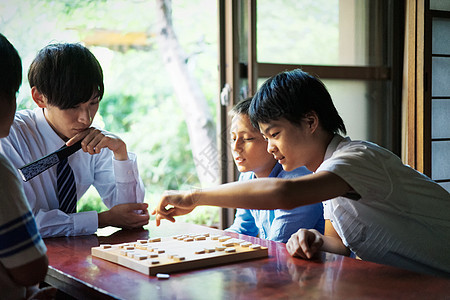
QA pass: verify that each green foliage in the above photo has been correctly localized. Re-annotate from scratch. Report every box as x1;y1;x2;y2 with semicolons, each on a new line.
76;187;107;213
257;0;339;65
98;94;137;133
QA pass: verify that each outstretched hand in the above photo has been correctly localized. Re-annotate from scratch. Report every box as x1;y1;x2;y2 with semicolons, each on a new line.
98;203;150;229
286;228;324;259
151;190;199;226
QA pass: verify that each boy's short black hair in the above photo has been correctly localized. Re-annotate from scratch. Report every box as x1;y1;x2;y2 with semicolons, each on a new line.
0;33;22;100
250;69;346;135
28;43;104;109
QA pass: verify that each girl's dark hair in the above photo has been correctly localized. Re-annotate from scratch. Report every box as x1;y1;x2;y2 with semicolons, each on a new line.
28;43;104;109
0;33;22;99
229;97;253;118
249;69;346;135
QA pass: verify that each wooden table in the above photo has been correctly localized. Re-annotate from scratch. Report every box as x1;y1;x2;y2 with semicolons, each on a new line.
44;222;450;299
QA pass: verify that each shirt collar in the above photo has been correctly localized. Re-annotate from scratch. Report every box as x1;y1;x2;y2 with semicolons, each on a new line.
323;134;346;161
268;162;283;178
34;107;66;150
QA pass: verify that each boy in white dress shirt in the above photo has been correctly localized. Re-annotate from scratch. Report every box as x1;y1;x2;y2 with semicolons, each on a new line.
0;43;149;238
153;69;450;277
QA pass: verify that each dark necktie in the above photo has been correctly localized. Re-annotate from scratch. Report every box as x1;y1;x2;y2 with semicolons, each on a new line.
57;157;77;214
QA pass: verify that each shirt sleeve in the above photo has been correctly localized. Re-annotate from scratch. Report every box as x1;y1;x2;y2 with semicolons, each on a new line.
316;142;393;201
268;203;325;243
34;210;98;238
93;151;145;208
0;156;47;268
225;208;259;237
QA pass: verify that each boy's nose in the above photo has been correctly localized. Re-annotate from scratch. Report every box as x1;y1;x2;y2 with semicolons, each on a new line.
267;141;276;154
78;108;92;124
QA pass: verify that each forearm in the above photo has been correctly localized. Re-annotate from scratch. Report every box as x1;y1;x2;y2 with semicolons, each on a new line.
193;178;295;209
113;143;128;161
193;177;327;210
321;235;351;256
100;152;145;207
98;210;110;228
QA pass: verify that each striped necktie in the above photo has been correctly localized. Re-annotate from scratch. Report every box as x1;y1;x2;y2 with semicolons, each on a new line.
57;157;77;214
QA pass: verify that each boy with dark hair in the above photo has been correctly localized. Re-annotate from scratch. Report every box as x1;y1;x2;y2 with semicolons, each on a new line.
226;98;324;243
0;43;149;238
0;33;52;300
154;69;450;277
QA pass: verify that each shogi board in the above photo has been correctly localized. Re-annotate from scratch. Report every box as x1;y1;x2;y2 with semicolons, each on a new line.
91;233;268;276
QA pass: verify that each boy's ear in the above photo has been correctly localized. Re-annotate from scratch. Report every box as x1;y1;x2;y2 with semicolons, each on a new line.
305;111;319;133
31;87;47;108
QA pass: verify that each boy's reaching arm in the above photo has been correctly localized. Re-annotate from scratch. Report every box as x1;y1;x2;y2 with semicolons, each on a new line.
153;171;351;225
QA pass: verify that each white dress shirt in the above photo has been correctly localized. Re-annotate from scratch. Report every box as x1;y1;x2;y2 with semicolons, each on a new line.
318;135;450;277
0;108;145;237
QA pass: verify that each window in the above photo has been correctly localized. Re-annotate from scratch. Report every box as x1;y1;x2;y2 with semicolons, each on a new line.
404;0;450;192
219;0;404;227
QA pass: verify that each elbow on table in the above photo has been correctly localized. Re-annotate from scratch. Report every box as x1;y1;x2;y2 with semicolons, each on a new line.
8;255;49;286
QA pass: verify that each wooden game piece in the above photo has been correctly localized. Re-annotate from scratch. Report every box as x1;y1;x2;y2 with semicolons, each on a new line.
137;240;148;244
149;253;159;258
225;247;236;253
205;248;215;253
195;249;205;254
210;235;221;240
150;259;160;265
184;237;194;242
100;244;112;249
241;242;252;247
135;254;148;261
156;249;165;254
194;236;206;241
218;236;231;242
250;244;261;250
156;273;170;280
215;246;226;251
172;255;185;262
149;237;161;243
222;242;235;247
